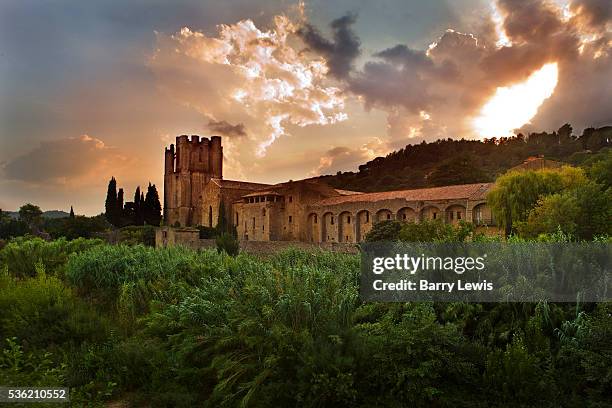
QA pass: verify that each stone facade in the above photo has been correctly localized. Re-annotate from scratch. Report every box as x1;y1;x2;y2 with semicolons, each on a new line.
164;135;498;244
155;227;358;254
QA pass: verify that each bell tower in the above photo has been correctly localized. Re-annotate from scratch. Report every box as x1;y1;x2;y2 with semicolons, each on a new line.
163;135;223;226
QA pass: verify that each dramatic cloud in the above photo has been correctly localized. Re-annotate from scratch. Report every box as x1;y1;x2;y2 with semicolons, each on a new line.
297;13;361;79
2;135;128;186
207;119;247;137
569;0;612;30
305;0;610;141
150;14;348;167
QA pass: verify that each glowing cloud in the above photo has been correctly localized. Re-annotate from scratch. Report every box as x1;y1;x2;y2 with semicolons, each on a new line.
151;15;347;160
472;62;559;138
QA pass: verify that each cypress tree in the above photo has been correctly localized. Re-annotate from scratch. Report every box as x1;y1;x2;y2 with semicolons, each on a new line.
117;188;125;227
105;177;118;225
144;182;162;226
216;201;228;233
117;188;124;214
134;186;143;225
69;206;75;218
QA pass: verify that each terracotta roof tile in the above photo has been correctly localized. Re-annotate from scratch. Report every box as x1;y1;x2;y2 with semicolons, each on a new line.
334;189;364;196
313;183;493;206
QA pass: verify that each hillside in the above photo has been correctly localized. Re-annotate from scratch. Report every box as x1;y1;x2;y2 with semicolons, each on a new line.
4;210;70;220
315;125;611;192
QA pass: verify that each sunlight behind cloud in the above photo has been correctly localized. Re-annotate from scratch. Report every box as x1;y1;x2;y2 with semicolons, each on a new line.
472;63;559;138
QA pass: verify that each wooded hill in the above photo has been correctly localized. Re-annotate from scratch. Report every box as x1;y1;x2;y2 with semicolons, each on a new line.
316;125;611;192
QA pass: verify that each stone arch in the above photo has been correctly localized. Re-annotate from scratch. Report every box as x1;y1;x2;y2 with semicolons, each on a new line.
338;211;354;243
375;208;393;223
322;212;335;242
472;203;493;225
355;210;371;242
420;205;441;221
397;207;416;223
307;213;320;243
445;204;466;224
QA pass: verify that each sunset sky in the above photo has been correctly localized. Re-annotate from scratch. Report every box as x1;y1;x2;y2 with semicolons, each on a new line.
1;0;610;214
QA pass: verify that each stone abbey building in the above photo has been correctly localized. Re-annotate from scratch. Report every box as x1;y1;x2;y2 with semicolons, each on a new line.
163;135;495;243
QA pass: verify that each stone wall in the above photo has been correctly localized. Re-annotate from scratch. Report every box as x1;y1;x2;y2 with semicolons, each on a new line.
156;227;358;254
240;240;359;255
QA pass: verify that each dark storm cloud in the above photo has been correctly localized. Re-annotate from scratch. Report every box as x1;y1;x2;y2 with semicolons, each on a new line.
298;13;361;79
373;45;431;67
207;120;247;137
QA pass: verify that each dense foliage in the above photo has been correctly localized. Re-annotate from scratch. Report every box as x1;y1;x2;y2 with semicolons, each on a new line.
365;219;479;243
1;237;610;407
488;151;611;239
318;126;611;192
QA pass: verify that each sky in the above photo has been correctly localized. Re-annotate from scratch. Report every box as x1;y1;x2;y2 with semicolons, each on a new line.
0;0;610;214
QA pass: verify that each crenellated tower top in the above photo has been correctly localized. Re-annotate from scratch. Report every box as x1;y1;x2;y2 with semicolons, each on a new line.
165;135;223;179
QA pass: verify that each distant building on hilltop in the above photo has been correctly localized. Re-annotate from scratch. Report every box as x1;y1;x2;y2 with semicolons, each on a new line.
163;135;497;244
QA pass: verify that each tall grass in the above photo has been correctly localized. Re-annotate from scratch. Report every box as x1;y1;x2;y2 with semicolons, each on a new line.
0;236;104;278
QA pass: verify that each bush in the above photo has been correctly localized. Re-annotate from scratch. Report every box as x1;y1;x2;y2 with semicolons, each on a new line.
0;265;110;348
44;215;109;240
65;245;230;320
215;232;239;256
365;220;477;242
0;236;105;278
118;225;156;246
0;218;29;239
0;337;66;387
364;220;403;241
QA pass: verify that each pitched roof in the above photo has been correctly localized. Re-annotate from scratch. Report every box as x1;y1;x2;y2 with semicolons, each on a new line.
312;183;493;206
334;189;364;196
243;190;282;197
211;178;271;191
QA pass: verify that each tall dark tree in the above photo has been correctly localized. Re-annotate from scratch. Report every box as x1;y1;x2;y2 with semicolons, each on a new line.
19;203;43;231
133;186;144;225
117;188;124;214
143;183;162;226
105;177;119;226
69;206;75;218
116;188;127;227
216;201;228;233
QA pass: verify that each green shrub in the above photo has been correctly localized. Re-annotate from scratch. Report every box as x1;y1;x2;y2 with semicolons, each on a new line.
215;232;239;256
0;337;66;387
44;215;109;240
0;265;110;348
364;220;402;241
0;218;28;239
365;220;477;242
0;236;104;278
65;245;230;320
118;225;156;246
